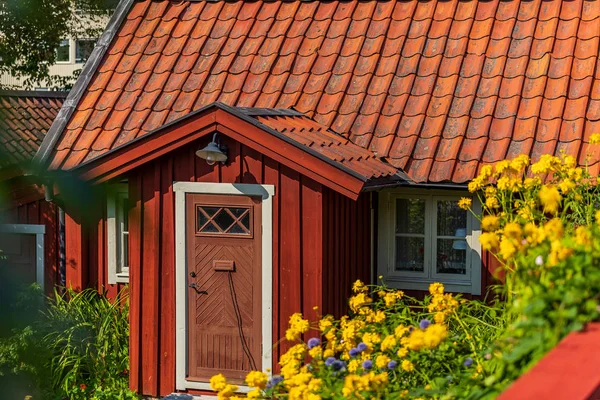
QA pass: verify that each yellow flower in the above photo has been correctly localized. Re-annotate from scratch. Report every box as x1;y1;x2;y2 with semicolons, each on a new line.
434;311;446;324
375;355;391;369
423;324;448;349
595;210;600;224
539;185;561;214
479;232;499;251
503;222;522;240
481;215;499;232
308;345;322;359
485;196;500;209
366;310;386;323
458;197;472;210
286;313;310;341
318;315;334;332
217;384;239;399
352;280;368;293
383;290;403;306
394;324;409;338
499;238;517;259
575;226;591;247
380;335;397;351
349;293;372;313
510;154;530;171
401;359;414;372
245;371;268;389
558;179;576;194
348;359;360;373
590;133;600;144
247;388;261;399
210;374;228;391
361;332;381;347
428;282;444;295
396;347;408;358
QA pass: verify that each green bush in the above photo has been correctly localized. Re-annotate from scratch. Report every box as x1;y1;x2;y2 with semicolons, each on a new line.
0;286;138;400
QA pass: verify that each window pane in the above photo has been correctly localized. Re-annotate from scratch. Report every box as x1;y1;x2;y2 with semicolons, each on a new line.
396;198;425;234
214;209;235;231
436;239;466;274
395;237;425;272
75;39;95;63
56;39;70;62
437;200;467;237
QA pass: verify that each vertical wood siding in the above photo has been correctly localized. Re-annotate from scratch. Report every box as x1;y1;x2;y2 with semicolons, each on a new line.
1;199;60;294
127;136;325;397
321;188;372;318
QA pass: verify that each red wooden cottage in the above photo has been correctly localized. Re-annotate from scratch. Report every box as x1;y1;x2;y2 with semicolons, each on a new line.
32;0;600;397
0;90;67;299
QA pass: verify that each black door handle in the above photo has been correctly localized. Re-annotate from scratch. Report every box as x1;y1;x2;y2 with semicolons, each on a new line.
189;282;208;295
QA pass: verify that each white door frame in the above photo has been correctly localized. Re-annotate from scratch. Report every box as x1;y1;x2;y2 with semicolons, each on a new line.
173;182;275;391
0;224;45;291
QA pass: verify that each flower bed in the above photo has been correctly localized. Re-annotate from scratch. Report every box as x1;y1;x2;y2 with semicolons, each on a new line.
211;151;600;399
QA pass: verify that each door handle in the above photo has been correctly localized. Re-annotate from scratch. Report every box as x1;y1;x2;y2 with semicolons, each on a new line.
189;282;208;295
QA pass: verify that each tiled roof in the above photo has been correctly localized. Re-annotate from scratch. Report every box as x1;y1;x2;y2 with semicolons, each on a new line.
240;108;399;180
0;91;66;167
45;0;600;183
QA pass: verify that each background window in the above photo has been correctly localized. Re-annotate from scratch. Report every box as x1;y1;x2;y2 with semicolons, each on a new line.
56;39;70;62
75;39;95;63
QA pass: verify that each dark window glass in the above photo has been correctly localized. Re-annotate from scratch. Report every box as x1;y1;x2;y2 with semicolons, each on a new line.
436;239;467;274
56;39;70;62
214;209;235;232
75;39;95;63
395;236;425;272
396;198;425;234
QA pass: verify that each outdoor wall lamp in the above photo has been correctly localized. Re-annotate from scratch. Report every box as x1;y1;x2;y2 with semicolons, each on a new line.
196;132;228;166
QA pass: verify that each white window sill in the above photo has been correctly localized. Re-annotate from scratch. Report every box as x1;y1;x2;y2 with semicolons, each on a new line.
115;272;129;284
382;276;476;295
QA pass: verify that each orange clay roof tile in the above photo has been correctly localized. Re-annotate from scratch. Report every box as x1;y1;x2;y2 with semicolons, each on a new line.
42;0;600;183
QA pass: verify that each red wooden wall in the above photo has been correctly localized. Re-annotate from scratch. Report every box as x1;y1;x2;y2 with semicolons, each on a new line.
61;192;127;299
321;188;372;318
126;136;326;397
1;197;60;294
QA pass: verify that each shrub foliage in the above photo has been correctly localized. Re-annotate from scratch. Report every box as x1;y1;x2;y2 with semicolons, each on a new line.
0;287;137;400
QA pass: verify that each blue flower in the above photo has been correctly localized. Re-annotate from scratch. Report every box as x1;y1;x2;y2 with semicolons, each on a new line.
332;360;346;371
266;375;283;388
362;360;373;369
387;360;397;369
325;357;336;367
464;357;473;367
307;337;320;349
419;319;431;330
357;342;368;352
349;348;360;357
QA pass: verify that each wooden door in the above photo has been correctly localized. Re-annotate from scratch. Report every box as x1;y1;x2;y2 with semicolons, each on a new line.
186;193;262;383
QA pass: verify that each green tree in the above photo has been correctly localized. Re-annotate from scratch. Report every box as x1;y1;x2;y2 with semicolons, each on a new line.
0;0;118;89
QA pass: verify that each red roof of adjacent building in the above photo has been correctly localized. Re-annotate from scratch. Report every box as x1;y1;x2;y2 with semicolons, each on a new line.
0;91;66;167
39;0;600;183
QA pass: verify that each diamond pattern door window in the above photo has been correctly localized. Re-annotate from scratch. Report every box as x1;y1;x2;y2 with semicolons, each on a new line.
196;205;252;237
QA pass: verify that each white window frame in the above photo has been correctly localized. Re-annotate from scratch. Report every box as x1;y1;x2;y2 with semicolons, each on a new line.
107;184;129;284
377;189;482;295
0;224;45;292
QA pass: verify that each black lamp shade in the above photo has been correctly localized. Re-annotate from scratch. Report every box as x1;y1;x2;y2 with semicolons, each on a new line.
196;141;227;165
